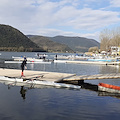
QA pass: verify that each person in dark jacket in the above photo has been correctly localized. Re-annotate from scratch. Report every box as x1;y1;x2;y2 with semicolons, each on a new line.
21;59;27;77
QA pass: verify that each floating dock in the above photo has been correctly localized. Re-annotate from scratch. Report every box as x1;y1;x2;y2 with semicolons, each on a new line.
0;68;81;89
63;73;120;81
5;59;120;65
0;68;75;82
1;68;120;82
54;60;120;65
66;60;120;65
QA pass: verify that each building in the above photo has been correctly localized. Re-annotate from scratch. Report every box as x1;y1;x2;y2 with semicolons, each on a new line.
111;46;120;55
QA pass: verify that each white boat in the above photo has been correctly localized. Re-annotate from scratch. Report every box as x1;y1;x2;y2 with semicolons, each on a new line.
12;56;52;64
12;57;38;62
54;55;69;59
55;54;94;60
54;60;67;63
0;76;81;89
4;60;51;64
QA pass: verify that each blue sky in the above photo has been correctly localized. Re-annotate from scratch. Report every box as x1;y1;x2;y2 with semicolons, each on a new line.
0;0;120;42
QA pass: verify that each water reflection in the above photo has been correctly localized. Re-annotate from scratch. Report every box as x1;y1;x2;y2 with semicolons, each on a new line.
78;82;120;99
0;79;81;101
71;82;120;99
1;75;120;100
98;91;120;99
20;86;27;100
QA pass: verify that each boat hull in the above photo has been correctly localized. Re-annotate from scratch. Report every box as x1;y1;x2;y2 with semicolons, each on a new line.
0;76;81;89
98;83;120;93
88;59;113;62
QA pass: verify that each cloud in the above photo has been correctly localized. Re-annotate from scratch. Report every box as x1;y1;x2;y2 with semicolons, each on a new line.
110;0;120;7
35;28;100;41
0;0;120;41
59;8;120;30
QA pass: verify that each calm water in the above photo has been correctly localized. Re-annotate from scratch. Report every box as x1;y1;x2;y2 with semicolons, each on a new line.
0;52;120;120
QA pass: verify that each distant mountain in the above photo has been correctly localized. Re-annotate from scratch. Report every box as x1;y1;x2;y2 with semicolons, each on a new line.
0;24;44;52
0;24;99;53
48;36;100;52
28;35;74;53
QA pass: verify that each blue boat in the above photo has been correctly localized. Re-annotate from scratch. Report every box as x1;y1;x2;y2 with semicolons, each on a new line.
88;58;113;62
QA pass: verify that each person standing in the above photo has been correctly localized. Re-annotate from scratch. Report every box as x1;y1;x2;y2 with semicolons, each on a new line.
21;59;27;77
55;54;57;60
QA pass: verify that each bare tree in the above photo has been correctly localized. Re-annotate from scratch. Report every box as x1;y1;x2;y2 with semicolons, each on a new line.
100;27;120;52
110;27;120;46
88;46;99;52
99;28;111;51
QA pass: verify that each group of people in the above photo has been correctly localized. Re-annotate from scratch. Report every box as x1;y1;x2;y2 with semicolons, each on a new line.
37;53;46;60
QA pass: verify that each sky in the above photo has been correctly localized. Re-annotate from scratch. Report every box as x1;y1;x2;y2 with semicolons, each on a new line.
0;0;120;42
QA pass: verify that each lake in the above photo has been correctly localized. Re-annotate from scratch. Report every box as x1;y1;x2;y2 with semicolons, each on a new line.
0;52;120;120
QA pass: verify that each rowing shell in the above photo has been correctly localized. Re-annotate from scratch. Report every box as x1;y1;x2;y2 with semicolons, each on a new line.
0;76;81;89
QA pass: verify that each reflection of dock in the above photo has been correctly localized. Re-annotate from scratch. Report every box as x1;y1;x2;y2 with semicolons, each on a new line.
98;92;120;99
79;82;120;99
79;83;98;91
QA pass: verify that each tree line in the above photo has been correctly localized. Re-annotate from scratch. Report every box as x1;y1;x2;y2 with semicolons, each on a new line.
99;27;120;52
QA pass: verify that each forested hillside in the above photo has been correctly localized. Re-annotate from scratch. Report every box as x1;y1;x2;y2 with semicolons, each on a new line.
28;35;74;53
0;24;100;53
48;36;100;52
0;24;44;52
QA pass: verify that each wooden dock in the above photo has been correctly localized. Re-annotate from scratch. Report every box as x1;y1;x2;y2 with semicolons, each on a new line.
0;68;75;82
54;60;120;65
67;61;120;65
0;68;120;83
63;73;120;81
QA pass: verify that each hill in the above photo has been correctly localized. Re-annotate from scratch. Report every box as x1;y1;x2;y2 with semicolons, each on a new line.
48;36;100;52
28;35;74;53
0;24;44;52
0;24;100;53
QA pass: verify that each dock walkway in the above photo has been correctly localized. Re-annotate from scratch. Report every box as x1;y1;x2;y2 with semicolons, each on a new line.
66;61;120;65
0;68;120;83
0;68;75;82
63;73;120;81
54;60;120;65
